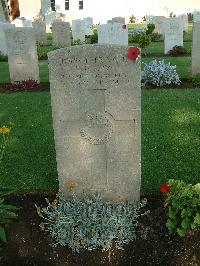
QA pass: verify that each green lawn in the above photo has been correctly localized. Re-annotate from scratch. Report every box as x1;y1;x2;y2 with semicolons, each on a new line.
146;42;192;54
0;90;199;193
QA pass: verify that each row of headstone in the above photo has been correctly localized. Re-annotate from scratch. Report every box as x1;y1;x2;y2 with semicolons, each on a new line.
192;22;200;74
0;22;15;55
107;17;126;24
97;23;128;46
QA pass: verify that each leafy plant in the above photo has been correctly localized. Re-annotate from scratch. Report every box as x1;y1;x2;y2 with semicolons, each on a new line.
168;45;188;56
149;32;162;42
36;191;149;253
73;39;84;45
90;30;98;44
3;79;39;92
142;59;181;87
37;43;60;60
0;52;8;62
146;23;155;35
138;34;151;54
162;180;200;237
190;74;200;86
129;15;137;23
0;126;17;242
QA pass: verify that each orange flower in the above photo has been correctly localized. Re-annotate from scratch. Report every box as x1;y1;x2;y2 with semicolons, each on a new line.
67;181;77;189
0;126;11;135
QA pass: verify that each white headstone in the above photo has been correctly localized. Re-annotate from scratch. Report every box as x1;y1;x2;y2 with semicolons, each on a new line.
193;11;200;22
152;16;166;35
5;27;40;83
0;2;6;22
164;17;184;54
72;19;85;42
178;14;188;32
192;22;200;74
0;22;15;55
33;21;47;44
48;44;141;203
83;17;93;36
52;20;71;46
98;23;128;46
44;11;66;33
112;17;126;24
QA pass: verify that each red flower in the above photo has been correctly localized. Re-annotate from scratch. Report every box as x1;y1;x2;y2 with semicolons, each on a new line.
128;47;140;61
122;24;127;29
160;184;171;193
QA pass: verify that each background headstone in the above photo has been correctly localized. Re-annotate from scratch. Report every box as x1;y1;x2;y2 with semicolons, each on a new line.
193;11;200;22
112;17;126;24
0;22;15;55
83;17;93;36
0;1;6;22
33;21;47;44
48;45;141;203
52;20;71;46
72;19;85;42
164;17;184;54
178;14;188;32
146;15;154;24
192;22;200;74
98;23;128;46
5;27;40;83
152;16;166;35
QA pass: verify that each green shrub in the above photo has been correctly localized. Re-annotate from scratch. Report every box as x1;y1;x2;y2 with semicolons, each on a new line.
128;33;141;44
90;30;98;44
36;191;149;253
146;23;155;35
149;32;162;42
0;52;8;62
37;43;61;60
73;39;84;45
190;74;200;86
167;45;188;56
163;179;200;237
138;34;151;49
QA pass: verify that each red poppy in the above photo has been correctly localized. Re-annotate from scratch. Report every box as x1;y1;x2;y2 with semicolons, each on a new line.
128;47;140;61
122;24;127;29
160;184;171;193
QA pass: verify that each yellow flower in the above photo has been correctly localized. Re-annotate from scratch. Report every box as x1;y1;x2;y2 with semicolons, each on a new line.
67;181;77;190
0;126;11;135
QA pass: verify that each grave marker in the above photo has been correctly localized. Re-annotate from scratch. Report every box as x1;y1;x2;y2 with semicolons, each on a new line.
52;20;71;46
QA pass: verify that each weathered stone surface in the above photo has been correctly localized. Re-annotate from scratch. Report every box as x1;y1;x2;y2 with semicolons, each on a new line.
11;18;33;27
72;19;85;42
112;17;126;24
5;27;39;83
0;1;6;22
52;20;71;46
152;16;165;35
164;17;183;54
192;22;200;74
33;21;47;44
48;45;141;203
97;23;128;46
0;22;15;55
178;14;188;32
193;11;200;22
83;17;93;36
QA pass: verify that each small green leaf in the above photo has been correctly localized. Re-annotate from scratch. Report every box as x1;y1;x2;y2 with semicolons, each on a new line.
0;225;6;242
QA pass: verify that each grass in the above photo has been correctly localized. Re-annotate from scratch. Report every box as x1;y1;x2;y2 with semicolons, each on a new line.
146;42;192;54
0;90;200;193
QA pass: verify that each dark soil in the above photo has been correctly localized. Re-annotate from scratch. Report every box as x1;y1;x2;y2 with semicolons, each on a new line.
0;193;199;266
0;80;199;94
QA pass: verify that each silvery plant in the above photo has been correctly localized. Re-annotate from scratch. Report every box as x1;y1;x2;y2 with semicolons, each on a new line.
142;59;181;87
36;192;149;253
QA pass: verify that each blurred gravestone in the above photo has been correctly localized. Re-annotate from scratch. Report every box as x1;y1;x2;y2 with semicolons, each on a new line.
192;22;200;74
98;23;128;45
152;16;165;35
0;22;15;55
193;11;200;22
33;21;47;44
164;17;183;54
178;14;188;32
0;1;6;22
5;27;39;83
52;20;71;46
72;19;85;42
112;17;125;24
83;17;93;36
48;44;141;203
